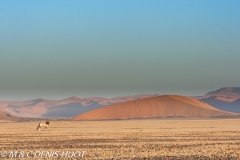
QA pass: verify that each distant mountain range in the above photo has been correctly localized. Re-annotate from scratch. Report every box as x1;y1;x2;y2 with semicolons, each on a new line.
0;87;240;119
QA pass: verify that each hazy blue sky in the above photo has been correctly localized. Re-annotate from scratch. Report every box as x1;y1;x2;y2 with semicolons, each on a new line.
0;1;240;100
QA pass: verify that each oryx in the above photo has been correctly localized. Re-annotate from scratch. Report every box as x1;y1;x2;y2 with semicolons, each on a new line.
36;118;50;131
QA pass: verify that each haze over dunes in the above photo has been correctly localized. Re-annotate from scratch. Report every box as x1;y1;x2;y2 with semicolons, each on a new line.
0;98;57;117
73;95;236;120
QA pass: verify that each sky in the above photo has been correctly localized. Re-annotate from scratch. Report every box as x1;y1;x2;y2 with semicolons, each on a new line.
0;1;240;100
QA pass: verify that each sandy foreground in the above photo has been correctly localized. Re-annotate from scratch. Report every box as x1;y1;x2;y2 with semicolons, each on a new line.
1;119;240;160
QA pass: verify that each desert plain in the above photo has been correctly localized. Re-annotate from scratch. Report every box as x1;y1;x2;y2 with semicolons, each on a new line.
1;119;240;160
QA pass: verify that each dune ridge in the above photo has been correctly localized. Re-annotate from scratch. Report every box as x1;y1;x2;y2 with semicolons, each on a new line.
73;95;236;120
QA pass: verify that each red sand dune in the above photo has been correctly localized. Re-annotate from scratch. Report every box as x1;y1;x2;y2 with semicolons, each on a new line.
73;95;236;120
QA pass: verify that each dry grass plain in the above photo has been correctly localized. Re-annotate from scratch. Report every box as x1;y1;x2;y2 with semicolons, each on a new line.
1;119;240;159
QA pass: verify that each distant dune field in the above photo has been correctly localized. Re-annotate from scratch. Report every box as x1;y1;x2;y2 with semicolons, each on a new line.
1;87;240;118
0;95;156;118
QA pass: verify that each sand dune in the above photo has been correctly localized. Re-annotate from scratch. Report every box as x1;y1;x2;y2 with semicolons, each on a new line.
73;95;236;120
